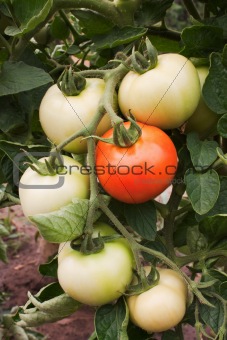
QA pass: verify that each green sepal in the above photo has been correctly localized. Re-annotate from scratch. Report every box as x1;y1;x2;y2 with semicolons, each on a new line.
84;113;142;147
57;66;86;96
131;37;158;74
22;149;63;177
126;266;160;295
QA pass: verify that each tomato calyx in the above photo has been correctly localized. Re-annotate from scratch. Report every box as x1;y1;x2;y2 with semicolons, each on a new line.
70;233;124;254
57;66;86;96
22;150;64;176
113;114;142;147
89;113;142;147
126;266;160;295
131;37;158;74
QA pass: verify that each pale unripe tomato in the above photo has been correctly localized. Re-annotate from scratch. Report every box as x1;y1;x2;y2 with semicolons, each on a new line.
39;78;112;154
57;223;135;306
127;267;188;333
118;53;201;129
185;66;219;136
19;156;89;217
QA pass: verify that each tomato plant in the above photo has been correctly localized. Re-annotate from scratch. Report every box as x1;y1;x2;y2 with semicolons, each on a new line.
184;66;219;137
118;53;201;129
19;155;90;217
57;222;135;306
39;78;112;154
96;122;178;204
127;267;188;332
0;0;226;339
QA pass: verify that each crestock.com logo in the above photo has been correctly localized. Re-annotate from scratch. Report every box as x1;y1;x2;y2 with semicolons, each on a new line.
14;151;65;189
14;151;179;189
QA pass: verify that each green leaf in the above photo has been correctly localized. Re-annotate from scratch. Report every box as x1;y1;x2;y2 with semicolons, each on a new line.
173;210;198;247
203;52;227;115
141;239;168;263
30;196;110;243
92;26;147;51
16;283;81;327
135;0;174;27
0;96;27;135
0;224;9;237
203;14;227;39
147;34;181;53
186;132;219;171
162;330;180;340
127;321;151;339
207;269;227;283
186;225;208;252
185;169;220;215
181;25;224;58
200;296;224;334
72;10;114;38
217;113;227;137
0;61;53;96
220;282;227;300
95;298;129;340
5;0;53;37
30;198;89;243
199;214;227;242
124;201;157;240
196;177;227;220
50;15;70;40
0;237;7;262
39;257;58;278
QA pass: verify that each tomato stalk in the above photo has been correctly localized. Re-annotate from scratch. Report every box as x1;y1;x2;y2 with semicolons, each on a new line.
164;181;186;260
50;104;106;154
81;137;104;254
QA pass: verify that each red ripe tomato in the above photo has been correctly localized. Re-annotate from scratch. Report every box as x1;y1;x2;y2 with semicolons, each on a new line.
95;122;178;204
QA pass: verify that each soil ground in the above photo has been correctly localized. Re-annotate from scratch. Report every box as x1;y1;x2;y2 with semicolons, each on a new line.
0;206;198;339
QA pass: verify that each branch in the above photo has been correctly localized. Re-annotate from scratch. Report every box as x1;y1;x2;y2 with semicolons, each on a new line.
182;0;201;20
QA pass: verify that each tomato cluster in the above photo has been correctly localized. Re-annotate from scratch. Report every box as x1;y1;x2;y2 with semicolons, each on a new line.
19;51;215;334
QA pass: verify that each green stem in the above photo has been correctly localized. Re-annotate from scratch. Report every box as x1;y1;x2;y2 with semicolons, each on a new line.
163;182;186;259
176;249;227;267
0;34;11;53
102;62;130;125
59;9;82;42
99;200;142;273
79;69;106;78
175;323;184;340
182;0;201;20
172;202;192;217
195;300;203;340
204;3;210;19
84;136;100;235
50;105;105;155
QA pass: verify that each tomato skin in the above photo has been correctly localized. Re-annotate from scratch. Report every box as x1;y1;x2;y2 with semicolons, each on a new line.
57;222;135;306
184;66;218;136
39;78;112;154
95;122;178;204
19;155;90;217
118;53;200;129
127;267;188;333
